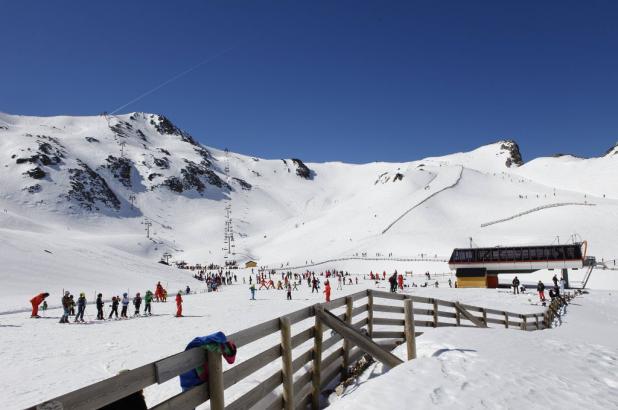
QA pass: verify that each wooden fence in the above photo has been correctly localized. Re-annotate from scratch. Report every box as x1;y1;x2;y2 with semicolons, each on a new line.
31;289;573;410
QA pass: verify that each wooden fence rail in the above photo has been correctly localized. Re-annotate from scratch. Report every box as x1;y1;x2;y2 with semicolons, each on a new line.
31;289;574;410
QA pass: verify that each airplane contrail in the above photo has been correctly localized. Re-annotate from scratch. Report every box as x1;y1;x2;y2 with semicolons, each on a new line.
110;44;238;115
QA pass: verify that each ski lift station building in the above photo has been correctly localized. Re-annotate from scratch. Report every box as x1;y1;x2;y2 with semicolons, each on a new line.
448;242;593;288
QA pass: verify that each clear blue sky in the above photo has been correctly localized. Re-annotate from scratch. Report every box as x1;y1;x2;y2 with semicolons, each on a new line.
2;1;617;163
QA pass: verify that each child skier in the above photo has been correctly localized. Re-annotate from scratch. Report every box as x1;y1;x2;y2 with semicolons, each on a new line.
96;293;104;320
74;292;86;322
133;292;142;316
323;281;331;302
109;296;119;319
250;283;256;300
29;292;49;318
144;290;153;316
121;293;130;318
175;291;183;317
286;283;292;300
60;291;71;324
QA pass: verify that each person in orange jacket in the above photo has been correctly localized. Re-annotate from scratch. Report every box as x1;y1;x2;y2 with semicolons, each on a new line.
398;274;404;290
30;292;49;318
323;281;331;302
175;291;183;317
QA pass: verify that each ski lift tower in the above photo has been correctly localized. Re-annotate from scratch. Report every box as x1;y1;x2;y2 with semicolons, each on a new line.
222;148;236;264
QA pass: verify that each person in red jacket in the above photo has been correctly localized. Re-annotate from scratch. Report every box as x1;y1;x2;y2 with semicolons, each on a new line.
175;291;183;317
30;292;49;318
398;274;404;290
323;281;331;302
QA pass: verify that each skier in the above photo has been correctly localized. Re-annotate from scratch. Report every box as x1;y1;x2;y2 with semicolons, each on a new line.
96;293;104;320
109;296;119;319
398;274;404;290
185;286;191;295
250;283;256;300
30;292;49;318
337;276;343;291
133;292;142;316
144;290;153;315
60;291;71;324
69;294;76;316
448;278;452;288
552;274;558;287
75;292;86;323
311;277;319;293
323;281;331;302
559;277;566;293
286;283;292;300
175;291;183;317
121;293;129;318
512;277;520;294
42;300;48;312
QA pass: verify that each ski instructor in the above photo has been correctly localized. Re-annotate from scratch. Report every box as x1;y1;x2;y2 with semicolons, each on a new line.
30;292;49;318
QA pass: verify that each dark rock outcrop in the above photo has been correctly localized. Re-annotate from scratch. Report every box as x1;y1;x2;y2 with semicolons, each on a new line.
291;158;313;180
85;137;100;143
24;167;46;179
102;155;133;188
500;140;524;168
233;177;252;190
153;157;170;169
66;161;121;211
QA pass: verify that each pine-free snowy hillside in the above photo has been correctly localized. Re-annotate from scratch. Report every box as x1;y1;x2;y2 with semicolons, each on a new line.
1;112;618;310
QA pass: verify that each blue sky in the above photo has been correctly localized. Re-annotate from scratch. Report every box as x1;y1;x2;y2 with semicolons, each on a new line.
1;1;617;163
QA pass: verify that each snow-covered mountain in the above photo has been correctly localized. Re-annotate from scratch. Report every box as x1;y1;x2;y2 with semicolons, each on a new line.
1;112;617;307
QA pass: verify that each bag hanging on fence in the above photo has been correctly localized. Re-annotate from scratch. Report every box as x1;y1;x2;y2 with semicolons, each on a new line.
179;331;237;391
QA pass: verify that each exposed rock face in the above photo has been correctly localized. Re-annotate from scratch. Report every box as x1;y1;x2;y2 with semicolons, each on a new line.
153;157;170;169
150;114;198;146
604;142;618;156
160;160;229;194
393;173;404;182
24;184;42;193
291;158;313;180
85;137;99;143
233;177;252;190
66;161;121;211
24;167;46;179
15;135;64;166
501;140;524;168
102;155;134;188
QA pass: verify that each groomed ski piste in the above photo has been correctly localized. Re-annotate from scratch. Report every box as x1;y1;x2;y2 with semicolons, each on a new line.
1;113;617;409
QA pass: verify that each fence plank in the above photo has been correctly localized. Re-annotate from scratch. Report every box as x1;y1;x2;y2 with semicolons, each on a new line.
228;317;281;347
284;306;315;325
150;383;209;410
372;317;405;326
368;331;406;339
155;348;205;384
207;351;224;410
223;344;281;389
292;349;313;373
373;304;404;314
281;317;295;410
454;303;487;328
351;303;368;318
404;299;417;360
33;363;156;410
372;291;405;301
311;316;323;410
291;327;314;349
367;290;374;337
225;370;283;410
342;297;353;380
315;307;403;369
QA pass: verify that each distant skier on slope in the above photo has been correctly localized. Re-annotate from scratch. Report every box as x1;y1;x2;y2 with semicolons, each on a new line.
286;283;292;300
175;291;183;317
29;292;49;318
512;277;520;294
121;293;129;318
144;290;153;316
250;283;256;300
60;291;71;324
109;296;119;319
74;293;86;323
133;292;142;316
96;293;104;320
323;281;331;302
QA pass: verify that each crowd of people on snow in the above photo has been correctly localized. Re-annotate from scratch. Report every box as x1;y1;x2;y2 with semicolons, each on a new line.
29;281;193;323
511;273;569;306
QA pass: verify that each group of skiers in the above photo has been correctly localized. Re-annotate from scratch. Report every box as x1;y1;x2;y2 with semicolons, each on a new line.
29;281;190;323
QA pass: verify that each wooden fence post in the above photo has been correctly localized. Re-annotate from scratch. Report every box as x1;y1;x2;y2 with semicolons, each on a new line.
342;297;353;380
367;290;374;337
207;350;224;410
455;306;461;326
521;315;527;331
504;312;508;328
432;299;438;328
403;299;417;360
481;308;487;327
311;312;323;410
280;317;294;410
